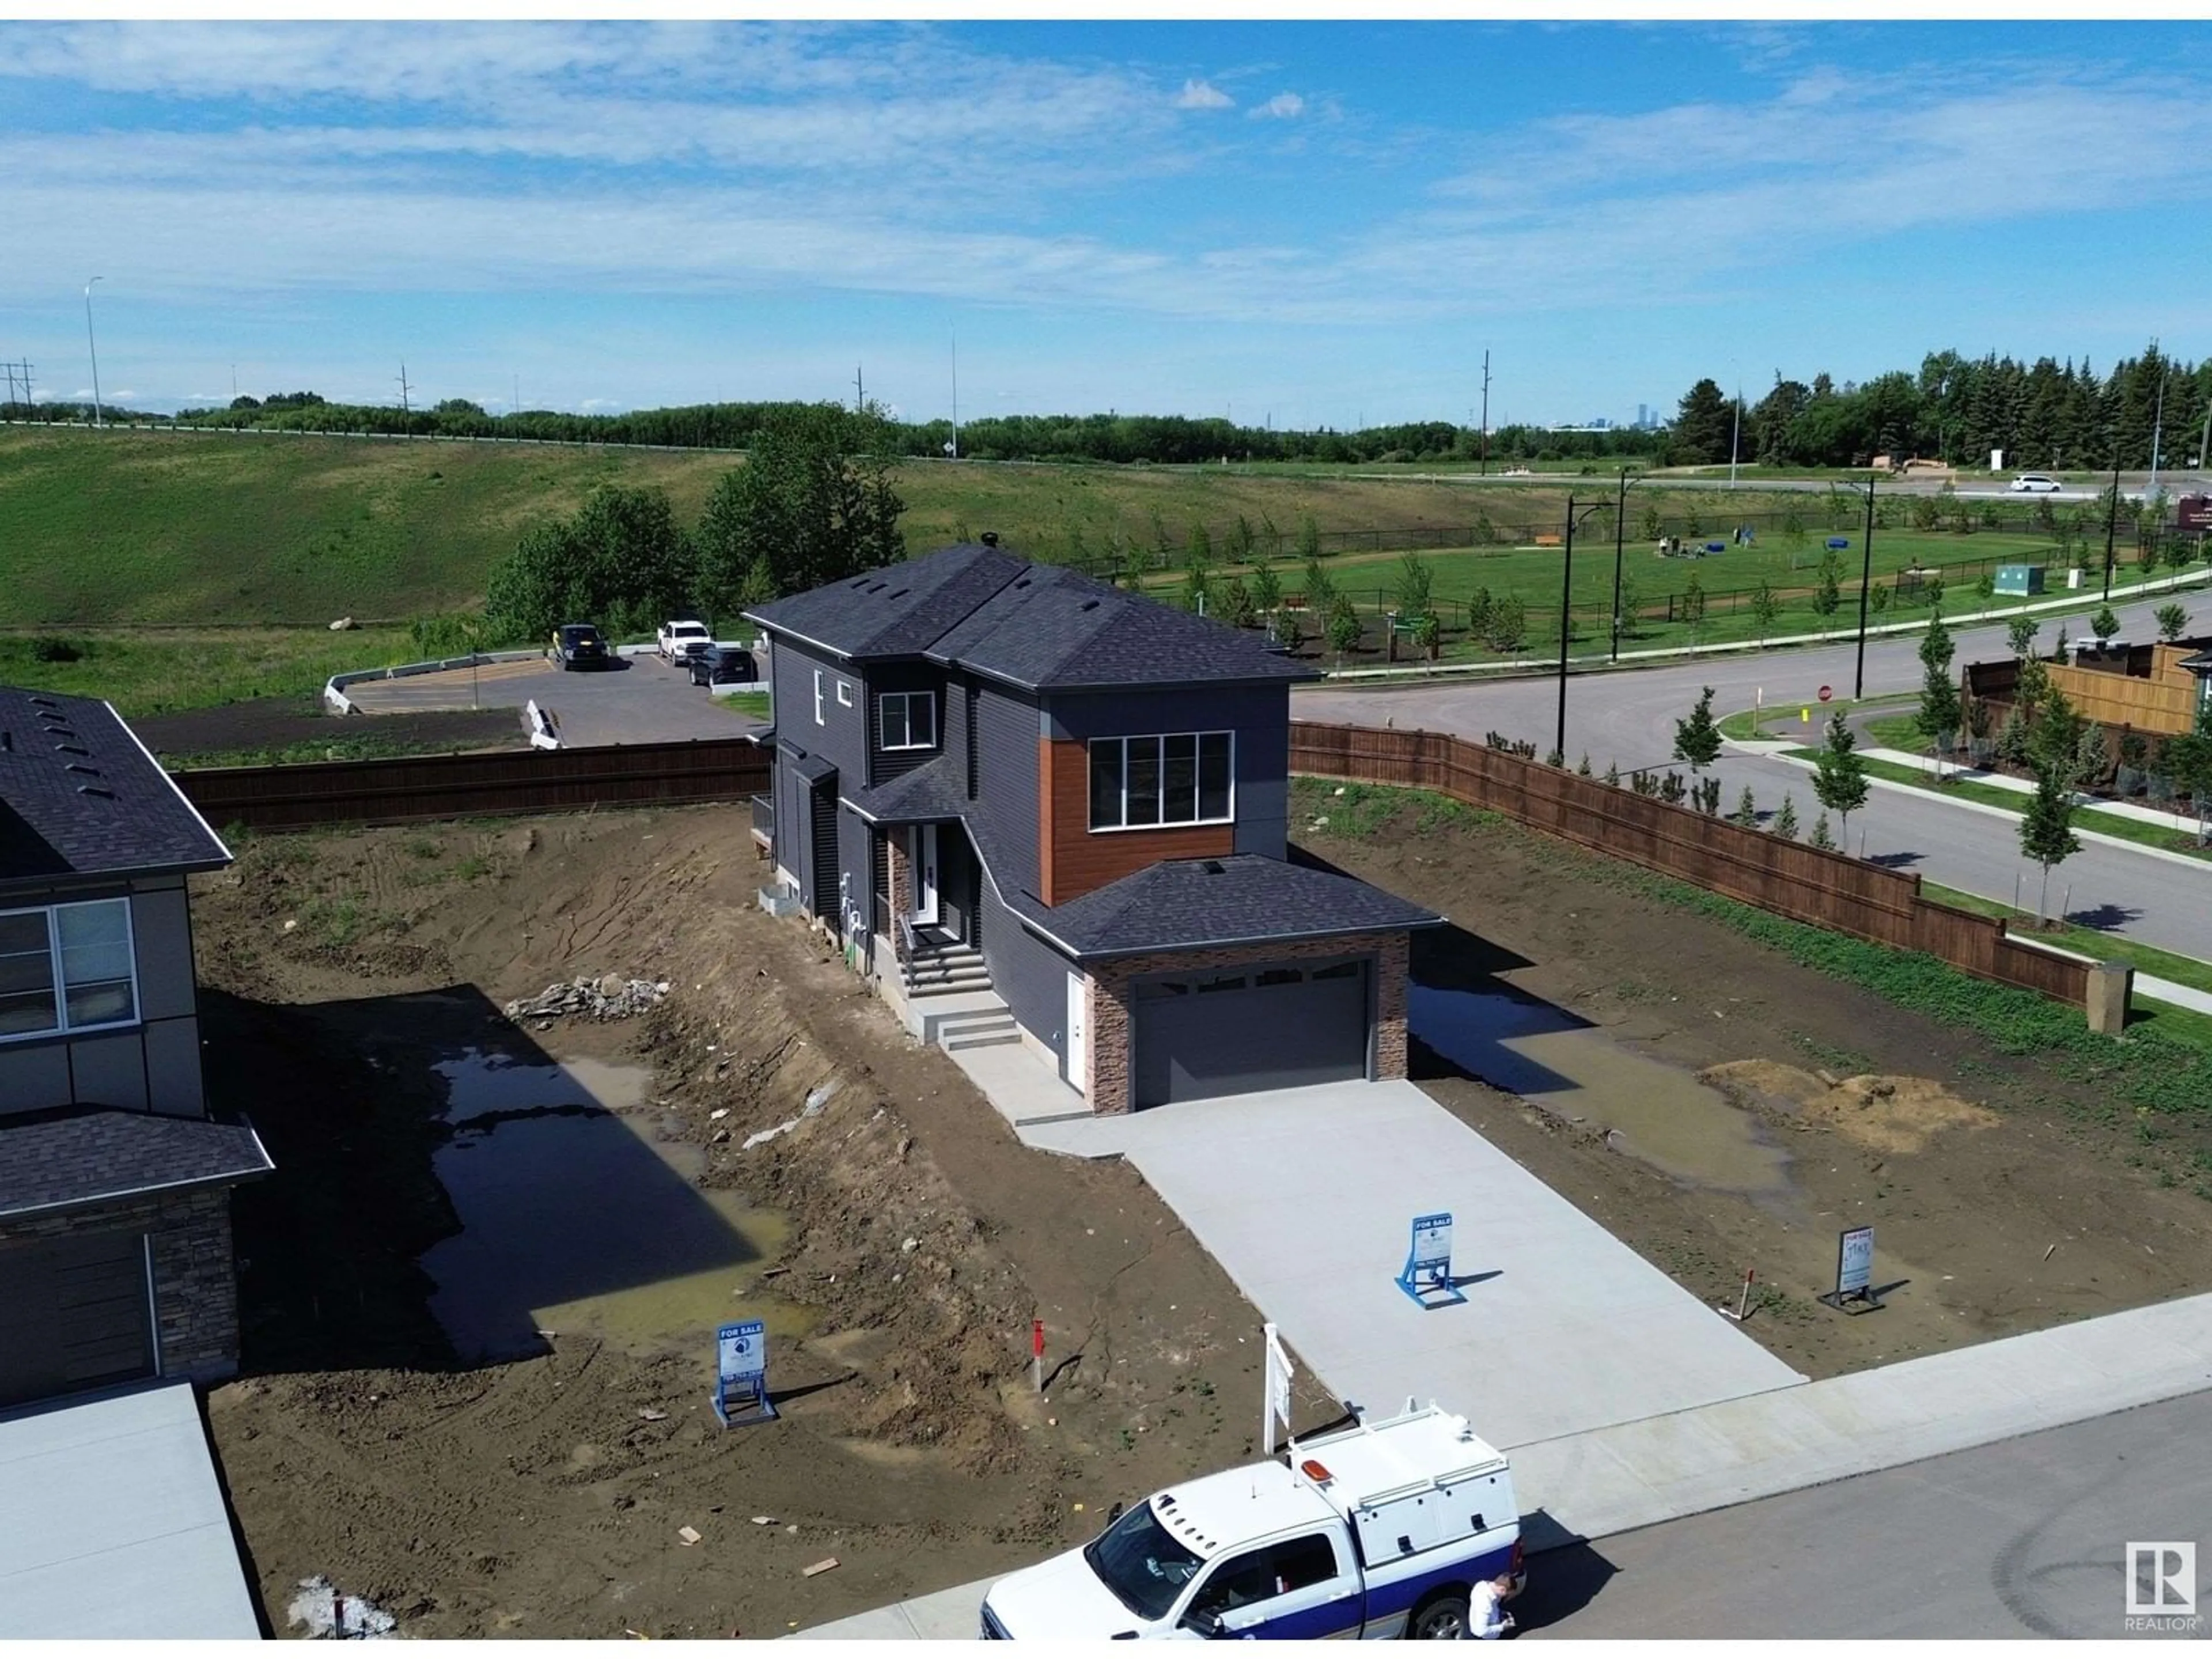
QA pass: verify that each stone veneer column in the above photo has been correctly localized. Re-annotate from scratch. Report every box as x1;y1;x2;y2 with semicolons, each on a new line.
885;832;912;963
1086;971;1130;1112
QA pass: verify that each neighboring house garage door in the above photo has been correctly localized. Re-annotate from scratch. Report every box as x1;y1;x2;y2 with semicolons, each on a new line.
0;1232;155;1410
1132;959;1370;1108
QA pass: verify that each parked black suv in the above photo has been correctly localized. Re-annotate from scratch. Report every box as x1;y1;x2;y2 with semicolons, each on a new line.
687;645;755;687
549;623;611;670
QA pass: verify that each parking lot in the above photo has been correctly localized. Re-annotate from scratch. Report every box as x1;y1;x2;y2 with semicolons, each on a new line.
344;650;768;747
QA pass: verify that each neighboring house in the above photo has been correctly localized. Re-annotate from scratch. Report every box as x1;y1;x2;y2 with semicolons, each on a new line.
1969;635;2212;738
0;688;271;1411
745;541;1441;1113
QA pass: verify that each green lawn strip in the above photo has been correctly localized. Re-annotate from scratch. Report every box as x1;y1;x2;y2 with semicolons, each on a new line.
0;626;421;718
1721;692;1912;743
1917;881;2212;999
1287;776;2212;1193
157;730;500;770
1863;713;1924;750
1781;748;2212;858
715;691;772;719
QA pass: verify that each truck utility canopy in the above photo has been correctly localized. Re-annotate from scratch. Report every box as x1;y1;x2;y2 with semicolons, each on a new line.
1291;1403;1513;1562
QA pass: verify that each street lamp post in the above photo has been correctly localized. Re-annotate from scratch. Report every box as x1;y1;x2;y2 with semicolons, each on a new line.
82;277;104;429
2102;449;2123;601
1609;466;1645;663
1835;471;1880;700
1556;495;1611;761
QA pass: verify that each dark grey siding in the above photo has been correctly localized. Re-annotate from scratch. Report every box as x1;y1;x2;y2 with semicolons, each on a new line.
864;661;946;787
769;637;867;778
971;684;1041;896
807;785;839;926
772;750;809;887
836;805;873;955
977;875;1073;1063
1043;683;1291;862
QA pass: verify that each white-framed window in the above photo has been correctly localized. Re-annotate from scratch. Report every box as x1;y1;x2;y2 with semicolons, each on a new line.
880;691;938;751
0;897;139;1043
1089;732;1233;830
813;669;825;726
837;682;854;708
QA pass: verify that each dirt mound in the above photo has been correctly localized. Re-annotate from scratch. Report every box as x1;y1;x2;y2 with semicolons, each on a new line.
1700;1059;1999;1155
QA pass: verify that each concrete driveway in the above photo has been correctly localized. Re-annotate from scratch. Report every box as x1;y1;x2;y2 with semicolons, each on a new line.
346;652;766;747
1027;1080;1802;1450
0;1380;262;1638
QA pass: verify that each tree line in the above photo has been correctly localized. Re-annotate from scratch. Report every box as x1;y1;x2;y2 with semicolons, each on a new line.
1673;343;2210;473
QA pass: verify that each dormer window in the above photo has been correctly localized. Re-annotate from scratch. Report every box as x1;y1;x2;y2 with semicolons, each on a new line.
880;691;937;751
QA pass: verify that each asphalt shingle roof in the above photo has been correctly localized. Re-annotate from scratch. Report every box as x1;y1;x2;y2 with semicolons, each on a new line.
0;688;230;888
843;756;969;825
0;1106;273;1222
748;544;1317;691
744;544;1029;659
1012;853;1442;960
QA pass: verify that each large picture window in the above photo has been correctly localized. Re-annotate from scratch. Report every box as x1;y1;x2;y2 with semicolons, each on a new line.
0;898;138;1041
1088;733;1233;830
880;691;938;751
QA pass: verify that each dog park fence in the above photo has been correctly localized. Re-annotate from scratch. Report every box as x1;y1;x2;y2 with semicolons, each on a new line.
1288;719;2130;1027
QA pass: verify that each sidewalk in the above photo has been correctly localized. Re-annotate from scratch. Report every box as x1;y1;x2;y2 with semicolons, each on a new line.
794;1289;2212;1638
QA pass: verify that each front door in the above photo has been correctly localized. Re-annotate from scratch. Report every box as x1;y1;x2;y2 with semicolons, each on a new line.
910;824;940;926
1066;971;1088;1094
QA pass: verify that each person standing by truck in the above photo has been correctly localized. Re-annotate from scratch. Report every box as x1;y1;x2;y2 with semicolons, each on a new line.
1464;1573;1517;1640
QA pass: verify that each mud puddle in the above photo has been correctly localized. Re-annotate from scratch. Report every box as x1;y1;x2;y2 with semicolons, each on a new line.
1410;983;1793;1193
422;1047;805;1362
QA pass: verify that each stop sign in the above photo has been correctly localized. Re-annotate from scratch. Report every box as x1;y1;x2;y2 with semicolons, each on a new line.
1817;685;1834;703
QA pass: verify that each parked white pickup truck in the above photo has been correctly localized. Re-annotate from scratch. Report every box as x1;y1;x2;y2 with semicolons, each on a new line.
656;619;713;664
980;1401;1523;1641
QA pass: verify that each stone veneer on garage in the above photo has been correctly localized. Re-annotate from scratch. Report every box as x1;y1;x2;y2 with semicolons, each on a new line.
1082;931;1410;1115
0;1187;241;1383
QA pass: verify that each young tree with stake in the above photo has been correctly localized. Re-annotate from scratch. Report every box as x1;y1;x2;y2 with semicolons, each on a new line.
1672;686;1722;773
1915;611;1961;777
2018;766;2081;923
1812;710;1870;847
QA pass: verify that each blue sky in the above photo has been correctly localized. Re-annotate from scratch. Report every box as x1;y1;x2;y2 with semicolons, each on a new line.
3;19;2211;426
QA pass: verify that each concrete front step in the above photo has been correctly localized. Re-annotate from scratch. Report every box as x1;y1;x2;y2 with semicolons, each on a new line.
941;1009;1020;1052
911;990;1010;1047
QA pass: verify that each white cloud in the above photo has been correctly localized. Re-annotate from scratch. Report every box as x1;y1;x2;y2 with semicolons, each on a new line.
1252;91;1305;120
1176;77;1233;110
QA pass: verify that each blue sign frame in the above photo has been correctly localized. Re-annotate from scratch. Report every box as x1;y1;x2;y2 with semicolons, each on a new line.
714;1319;777;1427
1395;1212;1465;1309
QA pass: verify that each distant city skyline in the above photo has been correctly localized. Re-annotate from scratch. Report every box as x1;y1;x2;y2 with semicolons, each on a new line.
3;20;2209;427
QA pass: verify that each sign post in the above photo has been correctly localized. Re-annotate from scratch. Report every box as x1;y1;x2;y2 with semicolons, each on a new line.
1262;1323;1294;1456
1819;1226;1883;1314
714;1319;777;1426
1032;1319;1045;1394
1395;1212;1465;1309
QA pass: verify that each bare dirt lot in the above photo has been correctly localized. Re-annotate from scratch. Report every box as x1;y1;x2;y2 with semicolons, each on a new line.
191;809;1343;1639
1298;781;2212;1382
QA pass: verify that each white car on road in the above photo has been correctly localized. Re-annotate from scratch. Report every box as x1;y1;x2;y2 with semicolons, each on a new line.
2008;473;2064;494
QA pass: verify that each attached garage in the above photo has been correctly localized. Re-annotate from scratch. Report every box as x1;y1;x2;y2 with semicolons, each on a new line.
0;1231;155;1410
1132;958;1372;1107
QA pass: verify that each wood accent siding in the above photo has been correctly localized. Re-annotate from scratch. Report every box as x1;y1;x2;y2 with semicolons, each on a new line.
1039;738;1233;905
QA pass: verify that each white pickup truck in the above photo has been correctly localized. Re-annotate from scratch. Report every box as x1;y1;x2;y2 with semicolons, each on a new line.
656;619;713;665
979;1401;1524;1641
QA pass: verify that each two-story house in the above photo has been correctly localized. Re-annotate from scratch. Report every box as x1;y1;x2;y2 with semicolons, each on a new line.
0;688;271;1411
747;541;1441;1112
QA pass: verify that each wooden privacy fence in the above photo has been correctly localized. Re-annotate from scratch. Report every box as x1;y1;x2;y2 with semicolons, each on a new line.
177;738;772;831
1290;720;2098;1012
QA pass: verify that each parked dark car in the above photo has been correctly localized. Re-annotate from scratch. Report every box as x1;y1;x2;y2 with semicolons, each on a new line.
687;645;756;687
549;622;611;670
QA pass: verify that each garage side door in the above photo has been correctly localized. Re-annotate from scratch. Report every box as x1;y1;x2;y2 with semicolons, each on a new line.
1134;961;1370;1108
0;1232;155;1410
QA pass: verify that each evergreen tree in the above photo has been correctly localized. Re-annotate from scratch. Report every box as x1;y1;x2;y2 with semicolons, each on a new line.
1394;551;1435;620
1731;785;1759;828
1810;812;1836;851
1325;595;1363;658
1773;794;1800;840
1672;685;1723;772
1812;549;1844;617
1749;579;1781;645
1812;709;1870;842
1915;612;1962;774
2006;615;2039;658
1302;556;1336;612
2091;604;2120;643
1251;559;1283;615
2156;602;2189;642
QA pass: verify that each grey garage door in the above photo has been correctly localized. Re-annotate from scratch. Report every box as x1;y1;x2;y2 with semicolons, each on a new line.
1132;959;1371;1108
0;1232;155;1410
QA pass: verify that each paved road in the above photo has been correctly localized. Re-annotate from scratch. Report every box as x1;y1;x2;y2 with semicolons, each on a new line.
1299;585;2212;961
1518;1390;2212;1639
347;652;765;747
1349;468;2211;502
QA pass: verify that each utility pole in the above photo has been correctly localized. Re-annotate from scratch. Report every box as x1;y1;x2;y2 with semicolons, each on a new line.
949;328;959;460
1478;350;1491;476
513;373;521;418
396;362;412;414
1610;466;1641;663
1728;377;1741;488
83;277;104;429
2102;448;2123;601
854;363;865;414
2148;343;2169;499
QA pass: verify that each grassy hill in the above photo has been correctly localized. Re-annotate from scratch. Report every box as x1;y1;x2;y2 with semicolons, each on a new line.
0;427;1599;627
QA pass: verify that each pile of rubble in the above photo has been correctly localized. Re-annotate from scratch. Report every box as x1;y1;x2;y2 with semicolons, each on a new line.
503;974;671;1024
